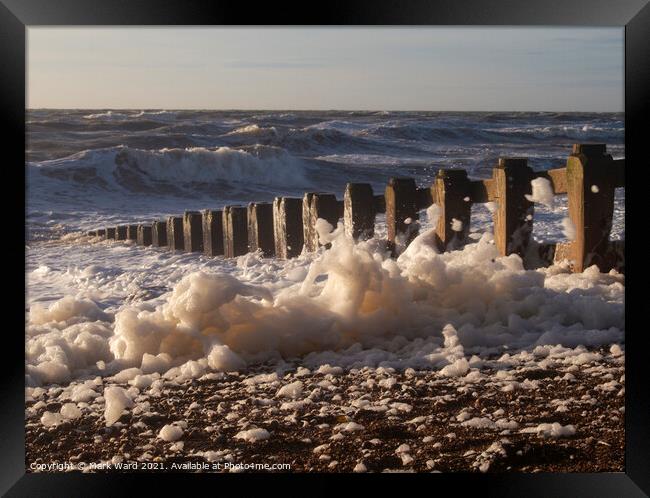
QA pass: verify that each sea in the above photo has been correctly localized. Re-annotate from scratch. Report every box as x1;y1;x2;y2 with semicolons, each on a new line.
25;110;625;384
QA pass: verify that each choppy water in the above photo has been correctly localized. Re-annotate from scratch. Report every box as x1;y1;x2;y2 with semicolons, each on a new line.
25;110;625;386
27;110;624;239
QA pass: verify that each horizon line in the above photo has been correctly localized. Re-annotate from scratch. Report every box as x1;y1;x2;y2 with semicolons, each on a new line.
26;107;624;113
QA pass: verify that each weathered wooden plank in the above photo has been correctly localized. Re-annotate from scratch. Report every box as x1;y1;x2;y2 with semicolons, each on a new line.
553;242;574;265
309;193;340;250
545;168;568;194
105;227;116;240
126;224;139;241
302;193;317;252
385;177;418;254
136;224;152;246
247;202;274;256
183;211;203;253
273;197;303;258
434;169;472;251
492;158;535;258
343;183;375;241
555;239;623;274
167;216;184;251
151;221;167;247
564;143;616;272
96;229;106;238
115;225;127;241
202;210;224;257
223;206;248;258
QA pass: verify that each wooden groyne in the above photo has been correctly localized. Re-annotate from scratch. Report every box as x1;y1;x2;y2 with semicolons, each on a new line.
87;143;625;273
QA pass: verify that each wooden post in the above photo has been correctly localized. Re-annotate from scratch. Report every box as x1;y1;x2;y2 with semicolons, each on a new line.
105;227;116;240
273;197;303;258
247;202;275;256
137;224;152;246
223;206;248;258
302;193;317;252
304;192;340;251
126;225;138;241
385;177;418;254
167;216;184;251
434;169;472;251
96;229;106;238
492;158;534;258
151;221;167;247
183;211;203;253
343;183;375;241
563;144;616;272
202;209;224;257
115;225;127;241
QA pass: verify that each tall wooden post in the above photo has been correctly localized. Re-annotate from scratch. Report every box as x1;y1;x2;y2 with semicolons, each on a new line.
304;192;340;251
273;197;303;258
492;158;534;258
247;202;275;256
302;193;317;252
343;183;375;241
136;224;152;246
167;216;184;251
105;227;116;240
115;225;127;241
202;209;224;257
385;177;418;254
434;169;472;251
151;221;167;247
183;211;203;253
126;225;138;241
223;206;248;258
564;144;616;272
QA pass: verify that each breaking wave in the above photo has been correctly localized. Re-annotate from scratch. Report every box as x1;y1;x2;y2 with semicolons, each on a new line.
28;145;315;194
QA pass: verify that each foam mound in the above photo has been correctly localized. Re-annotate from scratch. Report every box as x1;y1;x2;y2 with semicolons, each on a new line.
26;220;624;386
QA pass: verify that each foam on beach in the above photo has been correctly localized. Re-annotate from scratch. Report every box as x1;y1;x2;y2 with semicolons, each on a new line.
25;221;624;387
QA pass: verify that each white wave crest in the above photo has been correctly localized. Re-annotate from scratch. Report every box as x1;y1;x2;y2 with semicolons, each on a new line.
30;145;313;191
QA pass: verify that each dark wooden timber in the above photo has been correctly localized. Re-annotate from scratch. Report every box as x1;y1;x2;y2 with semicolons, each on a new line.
561;144;616;272
223;206;248;258
183;211;203;253
304;193;340;251
434;169;472;251
136;224;152;246
247;202;274;256
492;158;535;259
273;197;303;258
126;225;138;241
115;225;127;241
385;177;418;254
202;209;224;257
167;216;184;251
151;221;167;247
344;183;375;241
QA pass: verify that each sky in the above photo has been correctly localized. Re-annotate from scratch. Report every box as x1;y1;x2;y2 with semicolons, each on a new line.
27;27;624;112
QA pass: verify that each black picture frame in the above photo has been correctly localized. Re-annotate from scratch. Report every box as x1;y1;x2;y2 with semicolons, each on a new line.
3;0;647;495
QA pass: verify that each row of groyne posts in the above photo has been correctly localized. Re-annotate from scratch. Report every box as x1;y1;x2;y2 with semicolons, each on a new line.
88;144;625;273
